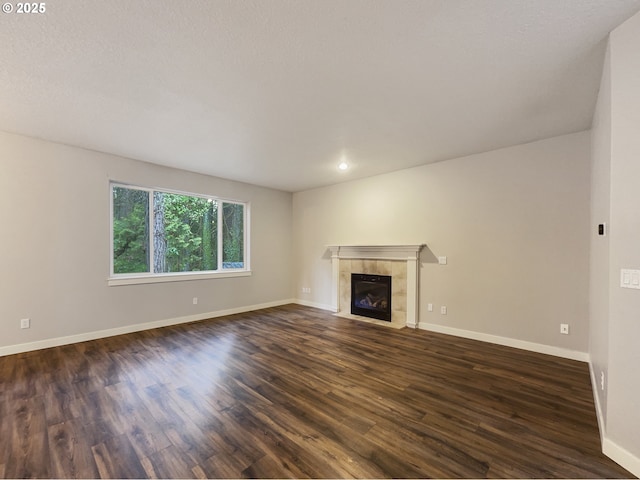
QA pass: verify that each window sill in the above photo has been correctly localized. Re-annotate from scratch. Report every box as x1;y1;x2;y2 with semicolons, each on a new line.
108;270;252;286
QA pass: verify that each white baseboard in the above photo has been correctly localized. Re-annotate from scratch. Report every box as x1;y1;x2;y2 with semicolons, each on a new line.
588;362;640;477
0;298;295;357
588;361;606;448
418;322;589;362
294;298;337;312
603;437;640;478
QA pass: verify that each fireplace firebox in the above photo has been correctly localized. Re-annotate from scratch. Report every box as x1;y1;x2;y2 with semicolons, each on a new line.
351;273;392;321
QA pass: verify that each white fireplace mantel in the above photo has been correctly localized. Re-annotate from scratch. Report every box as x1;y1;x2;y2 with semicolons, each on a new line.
327;244;425;328
327;244;424;261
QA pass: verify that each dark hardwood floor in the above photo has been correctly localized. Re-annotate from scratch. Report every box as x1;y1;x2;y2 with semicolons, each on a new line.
0;304;634;478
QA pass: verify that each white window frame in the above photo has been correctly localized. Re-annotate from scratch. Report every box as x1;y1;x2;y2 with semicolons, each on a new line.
109;182;251;286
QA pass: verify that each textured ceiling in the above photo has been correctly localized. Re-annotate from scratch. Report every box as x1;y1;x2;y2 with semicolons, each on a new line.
1;0;639;192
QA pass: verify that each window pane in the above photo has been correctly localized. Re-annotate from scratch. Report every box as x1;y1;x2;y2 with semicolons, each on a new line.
153;193;217;273
113;187;150;273
111;184;247;278
222;203;244;269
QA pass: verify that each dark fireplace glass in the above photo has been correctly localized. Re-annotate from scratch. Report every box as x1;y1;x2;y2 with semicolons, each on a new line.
351;273;392;321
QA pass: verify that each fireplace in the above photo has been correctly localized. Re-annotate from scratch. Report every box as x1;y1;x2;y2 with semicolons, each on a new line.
351;273;392;321
329;245;424;328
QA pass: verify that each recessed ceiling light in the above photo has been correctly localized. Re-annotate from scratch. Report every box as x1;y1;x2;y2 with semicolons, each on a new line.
338;161;349;171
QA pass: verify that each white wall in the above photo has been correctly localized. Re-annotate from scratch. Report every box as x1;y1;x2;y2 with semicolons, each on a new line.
0;131;293;353
293;132;591;357
599;9;640;474
589;44;612;424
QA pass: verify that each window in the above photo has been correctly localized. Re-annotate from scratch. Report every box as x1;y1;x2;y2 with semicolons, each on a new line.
111;184;249;284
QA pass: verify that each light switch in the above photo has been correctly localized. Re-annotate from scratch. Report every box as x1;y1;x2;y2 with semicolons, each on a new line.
620;269;640;289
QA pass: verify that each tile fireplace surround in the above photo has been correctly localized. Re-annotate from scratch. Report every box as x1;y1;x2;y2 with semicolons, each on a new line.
327;245;425;328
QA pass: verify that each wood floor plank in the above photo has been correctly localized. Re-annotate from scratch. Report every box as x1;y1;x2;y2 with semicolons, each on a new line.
0;304;634;478
249;406;387;479
200;451;254;479
91;434;148;479
2;395;50;479
137;384;217;465
141;445;198;479
47;419;99;478
103;381;173;459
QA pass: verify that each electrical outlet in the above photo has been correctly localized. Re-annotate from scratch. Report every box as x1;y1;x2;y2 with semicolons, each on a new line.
192;297;198;305
560;323;569;335
427;303;433;312
20;318;30;329
438;256;447;265
301;287;311;294
440;306;447;315
600;371;605;391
